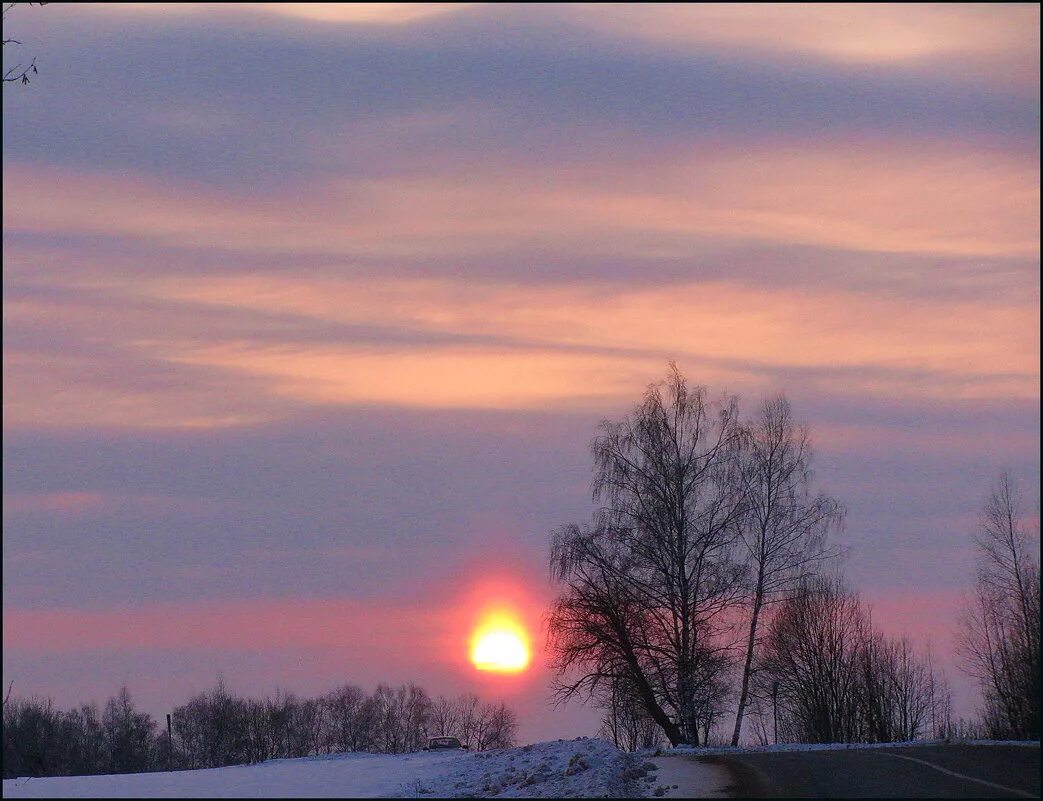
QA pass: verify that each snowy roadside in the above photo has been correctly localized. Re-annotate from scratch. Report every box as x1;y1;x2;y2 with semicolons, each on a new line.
646;737;1042;758
644;756;732;798
422;737;643;797
1;738;732;799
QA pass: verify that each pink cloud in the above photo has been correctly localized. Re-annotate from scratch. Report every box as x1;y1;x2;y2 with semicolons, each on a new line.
3;569;553;688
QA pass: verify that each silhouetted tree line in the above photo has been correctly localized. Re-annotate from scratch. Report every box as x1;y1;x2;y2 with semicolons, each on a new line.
2;680;518;779
2;686;154;779
754;577;954;744
547;365;981;748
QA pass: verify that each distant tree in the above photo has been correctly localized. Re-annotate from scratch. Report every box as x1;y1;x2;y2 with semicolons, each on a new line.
430;696;455;738
548;365;748;746
372;683;431;754
760;577;950;744
924;654;955;740
265;690;299;760
2;695;62;777
324;684;378;753
596;675;665;751
171;679;250;768
65;702;106;776
857;632;934;742
400;684;433;753
287;696;323;758
957;469;1040;739
429;692;517;751
731;396;843;745
102;686;155;773
454;692;481;748
474;701;519;751
760;577;868;743
3;680;518;776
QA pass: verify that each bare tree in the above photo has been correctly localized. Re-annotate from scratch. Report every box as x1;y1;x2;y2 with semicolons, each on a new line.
474;702;519;751
924;654;955;740
730;396;843;744
857;632;934;742
430;695;460;738
102;686;155;774
371;683;432;754
957;469;1040;739
548;365;748;746
455;692;481;749
596;675;665;751
170;680;252;769
3;679;517;776
2;2;46;86
761;578;953;744
399;684;433;754
324;685;377;753
759;577;866;743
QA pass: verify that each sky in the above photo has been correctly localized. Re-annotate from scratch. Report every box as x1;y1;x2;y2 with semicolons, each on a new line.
2;3;1039;744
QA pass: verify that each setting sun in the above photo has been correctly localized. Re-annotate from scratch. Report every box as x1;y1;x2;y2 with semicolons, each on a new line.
469;610;531;673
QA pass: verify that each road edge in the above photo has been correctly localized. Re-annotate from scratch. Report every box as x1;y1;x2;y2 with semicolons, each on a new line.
695;755;774;799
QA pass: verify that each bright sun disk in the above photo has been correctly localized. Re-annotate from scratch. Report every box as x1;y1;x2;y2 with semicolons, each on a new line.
470;611;531;673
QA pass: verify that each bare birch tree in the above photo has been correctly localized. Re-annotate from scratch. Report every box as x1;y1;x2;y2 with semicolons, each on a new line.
958;469;1040;739
730;396;843;744
548;365;748;746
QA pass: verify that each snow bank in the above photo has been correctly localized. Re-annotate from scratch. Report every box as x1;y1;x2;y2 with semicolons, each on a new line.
422;737;638;797
645;756;731;799
647;737;1041;757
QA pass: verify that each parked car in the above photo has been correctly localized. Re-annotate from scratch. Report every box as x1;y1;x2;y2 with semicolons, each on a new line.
423;736;468;751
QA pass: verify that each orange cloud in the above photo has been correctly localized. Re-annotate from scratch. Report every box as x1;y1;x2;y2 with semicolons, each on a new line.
250;3;471;25
3;142;1037;429
149;274;1039;393
5;144;1037;259
89;2;470;25
4;267;1037;429
572;4;1040;86
77;3;1042;89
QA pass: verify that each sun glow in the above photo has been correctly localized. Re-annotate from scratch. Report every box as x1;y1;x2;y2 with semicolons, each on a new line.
469;610;531;673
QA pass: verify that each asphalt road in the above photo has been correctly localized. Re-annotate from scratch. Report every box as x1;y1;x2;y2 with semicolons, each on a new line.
703;744;1040;798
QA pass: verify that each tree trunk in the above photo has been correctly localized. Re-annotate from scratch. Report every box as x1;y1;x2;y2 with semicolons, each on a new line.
731;586;764;746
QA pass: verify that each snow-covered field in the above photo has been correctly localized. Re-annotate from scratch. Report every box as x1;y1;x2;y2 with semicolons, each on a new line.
11;736;1027;798
1;738;727;798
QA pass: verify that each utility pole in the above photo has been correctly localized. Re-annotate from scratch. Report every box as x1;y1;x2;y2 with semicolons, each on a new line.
771;681;779;745
166;713;173;771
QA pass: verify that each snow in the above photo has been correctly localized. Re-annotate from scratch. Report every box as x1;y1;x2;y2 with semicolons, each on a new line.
13;736;1030;799
645;757;731;798
1;738;732;798
3;750;462;799
647;737;1042;757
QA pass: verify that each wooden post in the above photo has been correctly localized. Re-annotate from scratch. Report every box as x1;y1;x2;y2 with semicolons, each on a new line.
771;681;779;745
166;713;173;771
